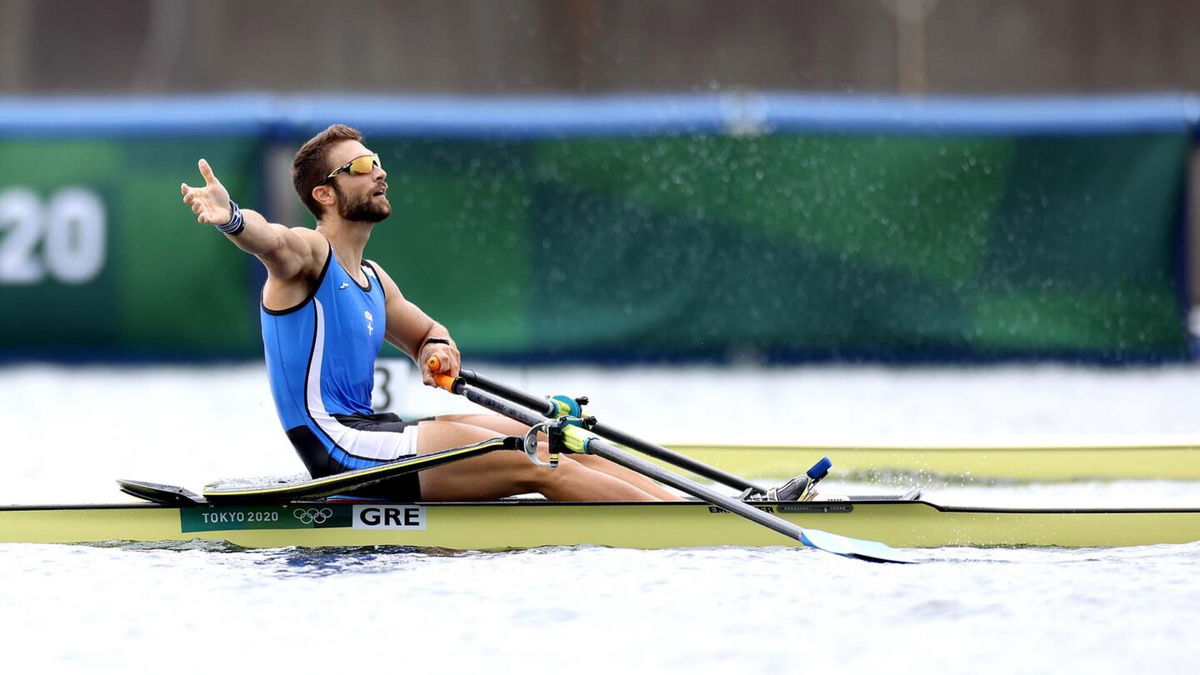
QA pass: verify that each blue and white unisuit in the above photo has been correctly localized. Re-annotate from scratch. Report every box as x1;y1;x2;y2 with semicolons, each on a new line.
260;245;419;477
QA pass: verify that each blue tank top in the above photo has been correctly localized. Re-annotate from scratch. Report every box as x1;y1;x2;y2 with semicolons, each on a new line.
261;245;410;472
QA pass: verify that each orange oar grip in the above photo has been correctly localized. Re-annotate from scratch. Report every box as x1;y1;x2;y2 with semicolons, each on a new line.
427;356;455;391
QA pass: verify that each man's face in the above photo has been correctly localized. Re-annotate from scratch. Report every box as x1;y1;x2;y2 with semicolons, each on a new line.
326;140;390;223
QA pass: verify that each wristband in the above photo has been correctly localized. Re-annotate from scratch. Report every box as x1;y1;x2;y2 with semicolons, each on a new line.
422;337;452;349
216;200;245;236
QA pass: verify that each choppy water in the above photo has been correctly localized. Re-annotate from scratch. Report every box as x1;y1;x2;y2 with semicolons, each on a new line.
2;363;1199;673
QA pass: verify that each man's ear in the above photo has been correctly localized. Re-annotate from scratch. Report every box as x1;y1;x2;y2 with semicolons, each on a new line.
313;185;335;209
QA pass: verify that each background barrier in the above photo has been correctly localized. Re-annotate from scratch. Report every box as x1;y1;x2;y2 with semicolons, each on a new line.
0;97;274;360
1;94;1196;363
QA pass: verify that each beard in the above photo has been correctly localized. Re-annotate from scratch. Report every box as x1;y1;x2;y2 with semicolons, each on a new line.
332;183;391;223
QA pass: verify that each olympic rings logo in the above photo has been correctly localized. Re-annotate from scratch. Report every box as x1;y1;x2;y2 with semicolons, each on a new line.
293;507;334;525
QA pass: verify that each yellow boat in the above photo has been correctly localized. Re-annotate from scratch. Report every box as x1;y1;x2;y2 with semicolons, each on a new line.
662;441;1200;481
1;498;1197;550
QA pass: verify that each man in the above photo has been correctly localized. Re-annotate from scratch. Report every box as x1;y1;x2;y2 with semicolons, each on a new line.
181;124;677;502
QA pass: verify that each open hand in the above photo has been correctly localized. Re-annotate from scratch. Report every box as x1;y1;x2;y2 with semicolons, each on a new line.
180;159;232;225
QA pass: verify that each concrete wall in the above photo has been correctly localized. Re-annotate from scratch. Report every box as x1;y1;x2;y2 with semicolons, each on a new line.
2;0;1198;95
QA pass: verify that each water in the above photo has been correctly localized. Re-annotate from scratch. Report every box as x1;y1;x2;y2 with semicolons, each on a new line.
3;542;1198;673
2;363;1199;673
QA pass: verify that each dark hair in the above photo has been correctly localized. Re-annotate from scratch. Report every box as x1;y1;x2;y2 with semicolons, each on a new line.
292;124;363;219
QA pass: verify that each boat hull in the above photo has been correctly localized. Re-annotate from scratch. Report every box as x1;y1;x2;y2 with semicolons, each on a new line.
1;500;1197;550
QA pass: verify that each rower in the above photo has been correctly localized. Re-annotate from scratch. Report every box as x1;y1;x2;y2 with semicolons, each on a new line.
180;124;681;503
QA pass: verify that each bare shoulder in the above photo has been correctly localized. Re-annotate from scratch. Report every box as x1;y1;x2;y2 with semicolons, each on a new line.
365;258;391;279
291;226;330;268
289;226;327;250
258;225;329;284
366;259;403;297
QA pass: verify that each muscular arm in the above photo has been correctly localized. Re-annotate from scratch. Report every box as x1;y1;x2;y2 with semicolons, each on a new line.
181;159;325;294
225;209;315;274
372;262;461;386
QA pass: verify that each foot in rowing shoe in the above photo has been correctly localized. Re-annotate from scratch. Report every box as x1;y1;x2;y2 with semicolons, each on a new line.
741;456;831;502
741;474;819;502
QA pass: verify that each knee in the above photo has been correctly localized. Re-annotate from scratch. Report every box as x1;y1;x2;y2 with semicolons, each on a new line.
520;456;587;492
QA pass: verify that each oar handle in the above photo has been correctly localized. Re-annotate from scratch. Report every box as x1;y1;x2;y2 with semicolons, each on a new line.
427;356;457;391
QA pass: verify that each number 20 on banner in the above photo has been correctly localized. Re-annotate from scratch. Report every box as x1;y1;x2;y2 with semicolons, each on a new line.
0;187;106;285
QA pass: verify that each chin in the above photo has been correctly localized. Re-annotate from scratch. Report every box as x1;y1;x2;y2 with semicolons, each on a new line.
338;194;390;222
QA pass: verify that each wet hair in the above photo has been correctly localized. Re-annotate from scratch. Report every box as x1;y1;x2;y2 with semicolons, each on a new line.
292;124;363;219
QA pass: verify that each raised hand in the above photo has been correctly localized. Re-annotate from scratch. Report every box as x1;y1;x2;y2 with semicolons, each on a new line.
180;159;233;225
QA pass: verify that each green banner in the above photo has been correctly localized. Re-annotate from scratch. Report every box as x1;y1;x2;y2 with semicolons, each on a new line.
0;127;1189;362
0;138;262;359
366;133;1190;361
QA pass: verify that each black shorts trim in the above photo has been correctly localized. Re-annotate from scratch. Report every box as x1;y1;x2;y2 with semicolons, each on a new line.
333;411;428;433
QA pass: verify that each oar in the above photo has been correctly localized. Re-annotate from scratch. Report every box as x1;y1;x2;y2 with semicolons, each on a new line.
456;368;763;493
429;366;913;564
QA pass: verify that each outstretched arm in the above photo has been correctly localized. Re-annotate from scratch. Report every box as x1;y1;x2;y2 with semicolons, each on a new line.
180;159;321;281
372;262;461;387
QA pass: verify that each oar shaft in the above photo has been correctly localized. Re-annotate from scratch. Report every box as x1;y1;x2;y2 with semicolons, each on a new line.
586;420;757;491
459;369;758;492
449;379;807;544
458;369;556;416
582;437;808;542
458;383;545;427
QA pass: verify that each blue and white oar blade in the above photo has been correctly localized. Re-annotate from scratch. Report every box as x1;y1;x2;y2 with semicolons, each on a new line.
800;528;916;564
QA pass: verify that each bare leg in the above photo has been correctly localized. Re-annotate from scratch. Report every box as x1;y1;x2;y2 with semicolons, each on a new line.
435;413;682;500
415;420;663;502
